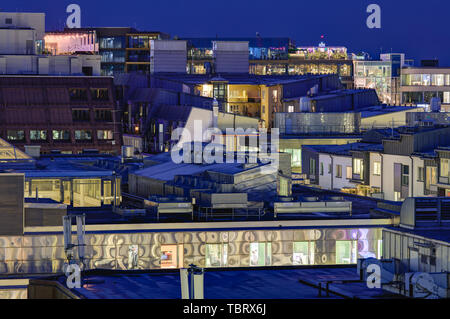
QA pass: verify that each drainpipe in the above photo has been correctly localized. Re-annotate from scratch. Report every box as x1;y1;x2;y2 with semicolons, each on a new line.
380;154;384;196
329;154;334;191
409;156;414;197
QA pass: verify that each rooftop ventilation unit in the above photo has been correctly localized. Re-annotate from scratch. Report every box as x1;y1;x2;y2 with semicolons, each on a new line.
400;197;450;229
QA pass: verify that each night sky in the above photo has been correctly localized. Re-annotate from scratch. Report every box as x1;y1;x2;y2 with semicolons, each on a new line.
4;0;450;65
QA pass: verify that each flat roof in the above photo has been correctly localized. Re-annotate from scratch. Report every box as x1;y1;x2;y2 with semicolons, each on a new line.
385;226;450;245
46;266;397;299
153;73;329;86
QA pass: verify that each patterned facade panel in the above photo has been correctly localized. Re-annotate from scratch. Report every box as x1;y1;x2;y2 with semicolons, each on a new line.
0;237;23;248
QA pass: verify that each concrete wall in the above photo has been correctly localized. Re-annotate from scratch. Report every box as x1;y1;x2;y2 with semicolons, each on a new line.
318;154;355;191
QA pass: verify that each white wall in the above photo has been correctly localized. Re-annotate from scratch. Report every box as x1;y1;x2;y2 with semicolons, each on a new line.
319;153;355;191
0;55;101;75
0;12;45;39
381;154;425;201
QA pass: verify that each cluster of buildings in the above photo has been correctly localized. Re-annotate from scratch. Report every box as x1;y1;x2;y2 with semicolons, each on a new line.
0;11;449;299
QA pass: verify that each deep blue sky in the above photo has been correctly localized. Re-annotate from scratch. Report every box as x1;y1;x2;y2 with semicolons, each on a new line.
5;0;450;65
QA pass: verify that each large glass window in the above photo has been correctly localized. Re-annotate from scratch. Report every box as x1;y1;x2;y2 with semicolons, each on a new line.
426;167;437;190
7;130;25;141
293;241;315;265
27;179;61;202
73;179;101;207
30;130;47;141
281;149;301;168
353;158;364;179
249;242;272;266
75;130;92;140
52;130;71;141
205;244;228;267
99;37;125;49
432;74;445;86
336;240;357;264
161;244;183;269
97;130;114;140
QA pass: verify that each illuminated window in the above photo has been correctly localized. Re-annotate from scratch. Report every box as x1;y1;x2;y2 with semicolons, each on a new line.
336;240;357;264
128;245;139;269
353;158;364;179
161;244;183;269
441;159;450;180
293;242;315;265
346;166;352;179
249;242;272;266
205;244;228;267
288;105;294;113
91;88;109;101
30;130;47;141
52;130;71;141
373;161;381;176
27;179;61;202
75;130;92;140
97;130;113;140
73;179;101;207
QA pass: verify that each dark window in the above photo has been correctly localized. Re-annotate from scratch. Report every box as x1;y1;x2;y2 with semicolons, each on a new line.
91;88;109;101
402;165;410;186
5;18;12;24
95;110;113;122
82;67;93;76
75;130;92;140
69;88;88;101
213;84;227;101
72;109;90;122
7;130;24;141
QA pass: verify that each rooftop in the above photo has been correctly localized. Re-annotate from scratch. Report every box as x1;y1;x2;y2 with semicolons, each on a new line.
43;266;399;299
153;73;330;86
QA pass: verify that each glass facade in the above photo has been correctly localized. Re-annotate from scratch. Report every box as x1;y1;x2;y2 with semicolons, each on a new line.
250;242;272;266
24;177;121;207
354;61;394;104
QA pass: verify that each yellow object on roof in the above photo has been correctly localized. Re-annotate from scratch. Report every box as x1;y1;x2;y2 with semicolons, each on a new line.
0;138;32;161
